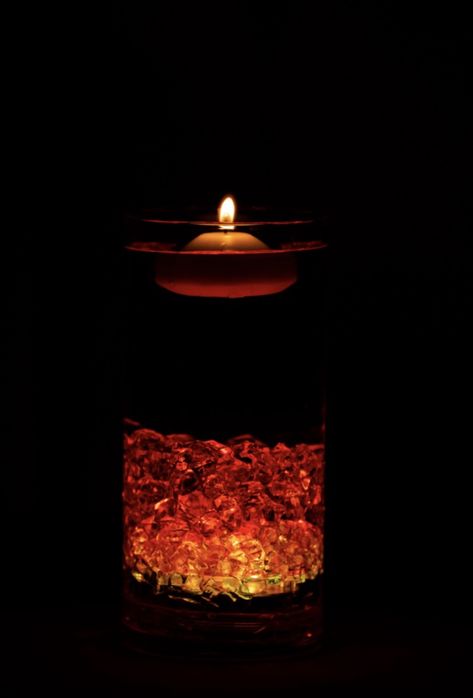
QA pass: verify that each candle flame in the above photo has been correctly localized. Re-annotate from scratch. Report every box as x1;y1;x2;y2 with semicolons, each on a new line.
218;196;236;225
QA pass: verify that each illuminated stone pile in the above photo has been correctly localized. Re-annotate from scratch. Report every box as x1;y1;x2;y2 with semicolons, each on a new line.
123;429;324;602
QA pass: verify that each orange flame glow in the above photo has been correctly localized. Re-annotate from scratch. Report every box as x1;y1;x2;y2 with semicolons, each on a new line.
218;196;236;225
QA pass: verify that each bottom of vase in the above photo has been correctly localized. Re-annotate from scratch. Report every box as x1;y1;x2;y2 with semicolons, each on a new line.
122;576;323;655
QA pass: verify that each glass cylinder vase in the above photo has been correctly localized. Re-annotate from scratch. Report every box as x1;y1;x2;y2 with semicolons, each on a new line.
121;204;327;652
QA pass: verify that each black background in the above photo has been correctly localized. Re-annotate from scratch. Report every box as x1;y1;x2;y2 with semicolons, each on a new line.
9;2;472;693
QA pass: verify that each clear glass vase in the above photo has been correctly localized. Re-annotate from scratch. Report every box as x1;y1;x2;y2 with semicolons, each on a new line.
121;204;327;652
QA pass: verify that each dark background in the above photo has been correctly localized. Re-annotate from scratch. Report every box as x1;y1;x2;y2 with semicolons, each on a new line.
9;2;472;693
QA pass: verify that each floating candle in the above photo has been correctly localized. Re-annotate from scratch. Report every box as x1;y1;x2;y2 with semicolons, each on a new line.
184;197;268;251
155;196;297;298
